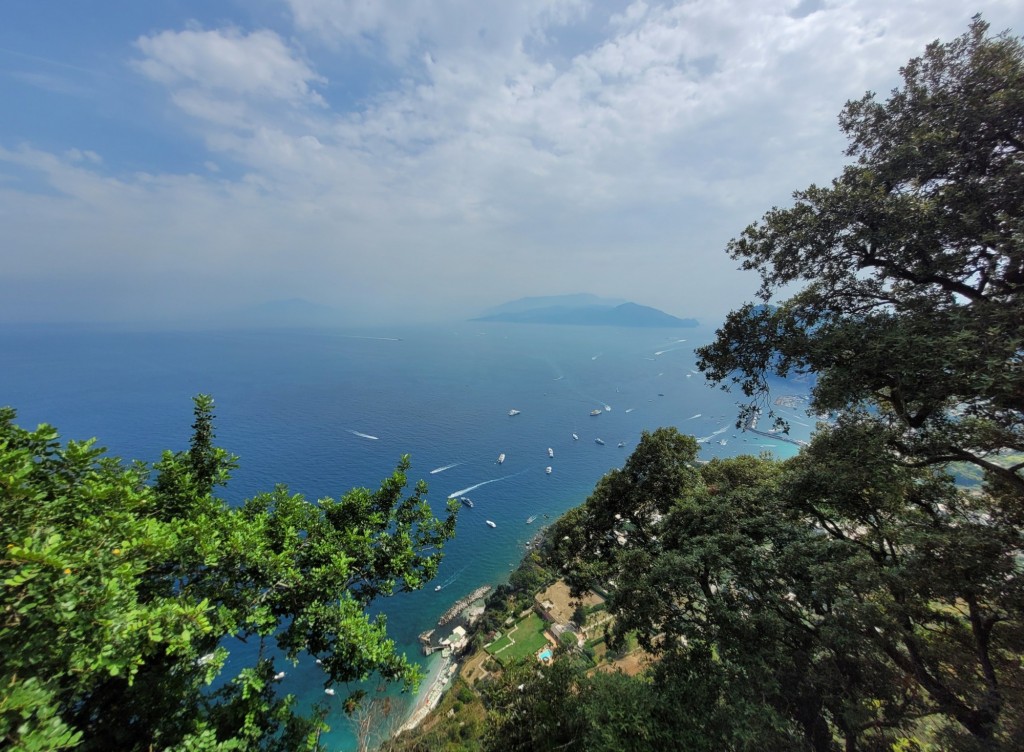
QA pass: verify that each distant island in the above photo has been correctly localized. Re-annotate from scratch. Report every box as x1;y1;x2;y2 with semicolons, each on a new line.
473;294;698;328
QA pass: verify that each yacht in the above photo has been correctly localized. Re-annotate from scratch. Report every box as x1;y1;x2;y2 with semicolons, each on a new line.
572;433;579;441
545;466;552;474
590;409;603;416
547;447;554;458
508;409;521;416
460;497;474;508
617;442;625;448
595;438;605;445
485;520;497;528
497;453;505;464
526;515;538;524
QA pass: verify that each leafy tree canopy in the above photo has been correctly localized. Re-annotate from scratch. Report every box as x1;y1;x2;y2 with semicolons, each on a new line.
546;19;1024;749
1;397;457;751
696;16;1024;495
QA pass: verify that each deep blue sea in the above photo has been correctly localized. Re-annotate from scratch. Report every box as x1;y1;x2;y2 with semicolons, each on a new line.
0;321;814;750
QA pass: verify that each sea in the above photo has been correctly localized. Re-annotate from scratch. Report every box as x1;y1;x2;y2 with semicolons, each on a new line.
0;321;815;750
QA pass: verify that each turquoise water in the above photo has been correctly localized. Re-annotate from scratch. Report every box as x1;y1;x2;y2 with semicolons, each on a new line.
0;322;812;749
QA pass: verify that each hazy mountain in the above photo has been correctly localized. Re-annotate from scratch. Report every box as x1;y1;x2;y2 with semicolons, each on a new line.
479;294;629;317
473;298;698;327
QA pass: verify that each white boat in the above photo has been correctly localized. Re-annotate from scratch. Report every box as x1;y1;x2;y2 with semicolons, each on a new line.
617;442;625;448
497;453;505;464
508;409;521;416
460;496;474;508
572;433;579;441
545;466;552;474
547;447;554;458
527;515;538;524
590;409;602;416
435;585;442;591
486;520;497;528
595;438;605;445
324;688;336;696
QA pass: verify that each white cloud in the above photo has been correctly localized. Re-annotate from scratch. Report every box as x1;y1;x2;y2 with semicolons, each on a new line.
134;27;326;118
3;0;1023;324
286;0;589;60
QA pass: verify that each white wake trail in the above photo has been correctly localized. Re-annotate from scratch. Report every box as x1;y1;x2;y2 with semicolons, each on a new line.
348;430;379;440
447;470;527;499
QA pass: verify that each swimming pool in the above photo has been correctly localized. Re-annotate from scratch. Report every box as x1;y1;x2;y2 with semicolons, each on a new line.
539;649;552;661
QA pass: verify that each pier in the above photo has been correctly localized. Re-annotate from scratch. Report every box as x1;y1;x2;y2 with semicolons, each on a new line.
744;409;808;447
439;586;491;626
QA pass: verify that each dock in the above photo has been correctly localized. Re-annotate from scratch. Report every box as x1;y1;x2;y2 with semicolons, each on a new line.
438;586;491;626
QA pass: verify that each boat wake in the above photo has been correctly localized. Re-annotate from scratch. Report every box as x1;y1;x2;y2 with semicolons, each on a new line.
696;425;731;443
348;430;379;440
434;567;467;591
430;462;462;474
687;413;702;420
625;408;634;413
447;469;527;499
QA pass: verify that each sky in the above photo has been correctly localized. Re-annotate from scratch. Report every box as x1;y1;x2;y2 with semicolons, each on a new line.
2;1;1022;326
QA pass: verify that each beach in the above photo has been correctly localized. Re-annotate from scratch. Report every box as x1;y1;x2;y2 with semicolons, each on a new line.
398;652;453;733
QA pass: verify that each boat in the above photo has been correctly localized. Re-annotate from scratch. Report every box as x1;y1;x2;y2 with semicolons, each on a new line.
486;520;497;528
595;438;605;445
590;409;602;416
617;442;625;448
572;433;579;441
526;515;538;524
545;466;552;474
605;405;611;412
324;688;336;696
435;585;442;591
508;409;521;416
460;496;474;508
547;447;554;458
497;453;505;464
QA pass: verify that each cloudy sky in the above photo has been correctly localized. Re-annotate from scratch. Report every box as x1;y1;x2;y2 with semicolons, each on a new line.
2;1;1021;325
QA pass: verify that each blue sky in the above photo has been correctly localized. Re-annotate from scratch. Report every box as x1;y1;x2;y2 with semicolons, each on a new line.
2;1;1022;325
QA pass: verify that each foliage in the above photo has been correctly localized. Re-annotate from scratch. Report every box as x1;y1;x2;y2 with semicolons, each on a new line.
684;18;1024;747
1;398;458;751
695;16;1024;495
478;647;795;752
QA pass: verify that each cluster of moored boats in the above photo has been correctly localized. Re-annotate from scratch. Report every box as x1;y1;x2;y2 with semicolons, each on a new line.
465;406;628;536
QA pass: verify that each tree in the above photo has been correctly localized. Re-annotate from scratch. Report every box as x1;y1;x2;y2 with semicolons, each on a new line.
687;17;1024;747
696;16;1024;495
1;399;458;751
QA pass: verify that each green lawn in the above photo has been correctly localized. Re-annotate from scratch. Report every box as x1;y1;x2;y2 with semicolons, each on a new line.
486;612;551;663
